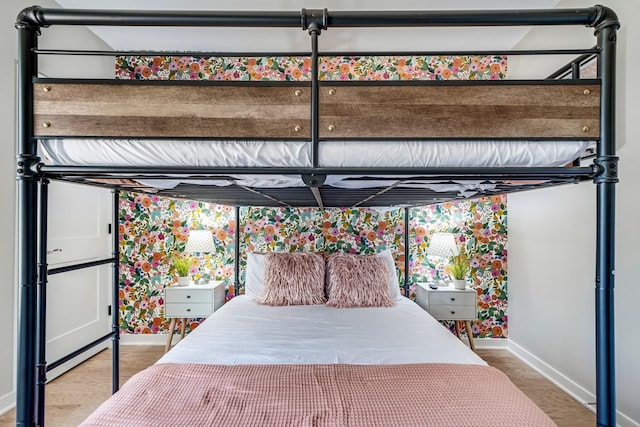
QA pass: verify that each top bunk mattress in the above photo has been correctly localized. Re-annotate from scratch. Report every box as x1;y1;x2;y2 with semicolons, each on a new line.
40;138;588;170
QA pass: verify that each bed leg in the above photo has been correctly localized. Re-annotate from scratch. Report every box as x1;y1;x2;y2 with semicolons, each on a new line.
465;321;476;352
180;318;187;340
164;318;177;353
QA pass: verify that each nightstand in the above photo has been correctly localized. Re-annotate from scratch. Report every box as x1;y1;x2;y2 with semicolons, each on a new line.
415;282;477;351
164;281;225;352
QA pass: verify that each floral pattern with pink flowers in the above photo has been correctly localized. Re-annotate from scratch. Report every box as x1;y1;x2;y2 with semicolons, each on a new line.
409;195;508;338
120;193;507;339
119;191;236;334
238;206;406;293
116;55;506;81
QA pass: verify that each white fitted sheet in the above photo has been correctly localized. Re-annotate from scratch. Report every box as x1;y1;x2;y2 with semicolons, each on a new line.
39;138;588;191
40;138;588;169
157;295;486;366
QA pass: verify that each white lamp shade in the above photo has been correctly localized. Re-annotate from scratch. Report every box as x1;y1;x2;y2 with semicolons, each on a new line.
184;230;216;253
426;232;459;259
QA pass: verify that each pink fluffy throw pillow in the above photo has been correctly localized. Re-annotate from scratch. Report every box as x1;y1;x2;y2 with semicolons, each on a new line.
326;253;395;308
257;252;326;306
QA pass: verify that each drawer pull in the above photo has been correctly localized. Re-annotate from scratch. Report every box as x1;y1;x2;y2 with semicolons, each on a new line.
186;295;191;299
450;311;455;315
450;297;455;302
186;308;191;312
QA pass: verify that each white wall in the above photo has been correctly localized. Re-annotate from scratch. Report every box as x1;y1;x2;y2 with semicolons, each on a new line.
509;1;640;425
0;1;19;412
0;0;113;414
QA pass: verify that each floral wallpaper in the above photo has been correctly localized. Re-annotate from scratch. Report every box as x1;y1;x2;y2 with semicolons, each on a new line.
116;55;507;81
119;194;507;339
239;206;406;291
118;192;235;334
409;195;508;338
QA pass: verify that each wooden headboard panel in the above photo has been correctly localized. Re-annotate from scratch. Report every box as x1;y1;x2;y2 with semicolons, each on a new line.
33;81;599;139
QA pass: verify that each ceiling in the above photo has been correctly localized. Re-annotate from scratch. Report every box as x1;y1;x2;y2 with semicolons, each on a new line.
53;0;562;53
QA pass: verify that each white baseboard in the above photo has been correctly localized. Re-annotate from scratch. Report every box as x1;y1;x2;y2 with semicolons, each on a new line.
0;390;15;417
508;340;639;427
507;340;595;405
118;334;170;346
472;337;509;349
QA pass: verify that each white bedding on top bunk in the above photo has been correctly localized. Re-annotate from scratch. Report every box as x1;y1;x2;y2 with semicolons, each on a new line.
40;138;588;169
157;295;486;366
39;138;588;191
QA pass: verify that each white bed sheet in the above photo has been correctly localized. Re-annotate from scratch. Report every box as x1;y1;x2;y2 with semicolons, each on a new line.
40;138;588;170
157;295;486;366
39;138;588;191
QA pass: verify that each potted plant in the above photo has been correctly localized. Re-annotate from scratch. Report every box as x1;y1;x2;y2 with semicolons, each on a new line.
172;253;195;286
449;248;471;290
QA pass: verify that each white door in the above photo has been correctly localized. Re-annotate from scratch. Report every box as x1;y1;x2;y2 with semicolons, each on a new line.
45;181;113;380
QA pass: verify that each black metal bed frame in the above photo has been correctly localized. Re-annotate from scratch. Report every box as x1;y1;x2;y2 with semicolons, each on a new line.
14;5;619;427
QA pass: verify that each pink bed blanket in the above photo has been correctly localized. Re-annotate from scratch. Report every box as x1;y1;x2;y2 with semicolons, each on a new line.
81;363;556;427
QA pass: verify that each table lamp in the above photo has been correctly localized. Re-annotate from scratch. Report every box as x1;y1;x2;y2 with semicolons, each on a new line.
426;232;459;287
185;229;216;284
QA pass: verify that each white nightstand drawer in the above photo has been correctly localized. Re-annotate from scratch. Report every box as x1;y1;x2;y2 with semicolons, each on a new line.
429;305;476;321
429;291;476;306
163;281;226;353
165;302;213;318
414;282;477;352
165;288;212;304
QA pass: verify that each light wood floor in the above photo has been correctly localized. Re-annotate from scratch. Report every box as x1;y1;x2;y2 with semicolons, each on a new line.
0;347;595;427
0;346;165;427
477;350;595;427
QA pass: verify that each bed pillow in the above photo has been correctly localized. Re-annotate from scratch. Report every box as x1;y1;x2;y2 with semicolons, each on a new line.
376;249;402;301
244;252;266;299
257;252;327;306
326;253;395;308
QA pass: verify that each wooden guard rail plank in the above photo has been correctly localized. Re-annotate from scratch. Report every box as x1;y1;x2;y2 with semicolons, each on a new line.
33;82;600;139
319;84;600;139
34;83;311;138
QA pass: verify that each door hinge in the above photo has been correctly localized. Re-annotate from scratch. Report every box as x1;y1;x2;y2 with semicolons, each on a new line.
108;305;112;316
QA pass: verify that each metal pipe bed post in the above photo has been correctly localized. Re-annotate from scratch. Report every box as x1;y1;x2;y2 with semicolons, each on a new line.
304;9;326;169
15;14;39;427
36;179;49;427
594;9;619;427
111;190;120;394
234;206;241;297
404;207;410;296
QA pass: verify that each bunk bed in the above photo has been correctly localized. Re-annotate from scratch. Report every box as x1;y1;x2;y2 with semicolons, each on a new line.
14;5;619;427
